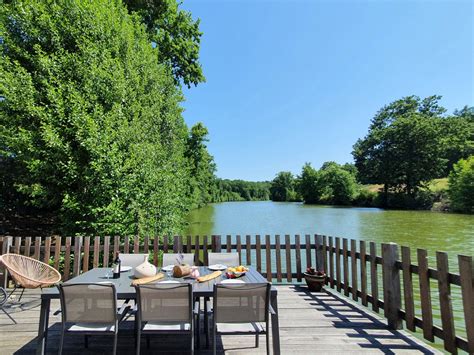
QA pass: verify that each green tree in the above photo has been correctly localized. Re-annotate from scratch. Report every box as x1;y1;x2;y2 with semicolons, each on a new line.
318;163;357;205
353;96;447;199
448;156;474;213
296;163;320;203
185;122;216;208
122;0;205;87
0;0;195;235
270;172;298;202
439;114;473;175
298;162;357;205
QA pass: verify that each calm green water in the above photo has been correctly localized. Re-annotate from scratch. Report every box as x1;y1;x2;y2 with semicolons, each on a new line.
186;201;473;265
186;201;474;351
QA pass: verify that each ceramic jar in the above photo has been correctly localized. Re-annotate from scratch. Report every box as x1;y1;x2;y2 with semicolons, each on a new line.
134;255;157;279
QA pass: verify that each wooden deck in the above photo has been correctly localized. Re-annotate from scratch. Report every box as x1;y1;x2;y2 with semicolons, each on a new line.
0;286;440;354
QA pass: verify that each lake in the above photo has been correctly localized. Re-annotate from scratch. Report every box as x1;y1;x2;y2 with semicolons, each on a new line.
186;201;473;264
186;201;474;351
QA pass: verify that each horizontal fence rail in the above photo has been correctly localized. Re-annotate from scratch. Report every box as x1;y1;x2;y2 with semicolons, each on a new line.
0;234;472;353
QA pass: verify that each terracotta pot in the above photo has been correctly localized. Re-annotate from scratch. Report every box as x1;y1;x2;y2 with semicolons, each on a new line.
303;272;326;292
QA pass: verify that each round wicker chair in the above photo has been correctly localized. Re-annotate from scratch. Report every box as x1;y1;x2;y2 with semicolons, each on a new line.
0;254;61;289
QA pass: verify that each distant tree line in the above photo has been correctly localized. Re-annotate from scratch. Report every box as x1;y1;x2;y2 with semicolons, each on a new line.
269;96;474;213
210;179;270;202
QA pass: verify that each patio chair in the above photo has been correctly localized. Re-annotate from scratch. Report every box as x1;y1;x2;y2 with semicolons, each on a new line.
162;253;195;267
120;253;150;269
0;254;61;301
134;283;197;355
57;283;130;355
208;252;239;266
0;286;16;324
211;283;273;355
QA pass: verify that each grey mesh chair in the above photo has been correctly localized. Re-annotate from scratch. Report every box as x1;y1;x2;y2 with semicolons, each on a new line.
120;253;150;268
162;253;195;267
57;283;130;355
207;252;239;266
212;283;273;355
135;283;197;355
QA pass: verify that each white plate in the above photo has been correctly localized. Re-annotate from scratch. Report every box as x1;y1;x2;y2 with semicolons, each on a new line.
121;266;132;272
208;264;227;271
97;281;114;284
161;265;175;272
221;279;245;284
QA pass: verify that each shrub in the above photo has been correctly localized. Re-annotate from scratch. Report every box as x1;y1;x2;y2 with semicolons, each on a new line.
448;156;474;213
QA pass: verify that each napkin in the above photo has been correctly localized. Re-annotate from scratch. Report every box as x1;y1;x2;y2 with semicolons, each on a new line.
197;271;222;283
131;273;165;286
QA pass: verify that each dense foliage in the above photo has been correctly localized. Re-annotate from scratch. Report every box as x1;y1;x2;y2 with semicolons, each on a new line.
295;162;357;205
353;96;473;204
122;0;205;87
0;0;211;235
269;172;299;202
185;123;216;208
448;156;474;213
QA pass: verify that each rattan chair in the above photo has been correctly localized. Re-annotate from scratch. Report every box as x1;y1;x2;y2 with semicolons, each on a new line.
57;283;130;355
211;283;274;355
134;283;197;355
0;254;61;301
207;252;239;266
162;253;195;267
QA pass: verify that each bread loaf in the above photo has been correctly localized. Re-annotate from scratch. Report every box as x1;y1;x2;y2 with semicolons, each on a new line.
172;264;191;278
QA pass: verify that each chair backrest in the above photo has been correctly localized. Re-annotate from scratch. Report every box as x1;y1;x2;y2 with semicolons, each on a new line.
213;283;270;323
208;252;239;266
120;253;149;268
162;253;194;267
58;283;117;324
135;283;192;323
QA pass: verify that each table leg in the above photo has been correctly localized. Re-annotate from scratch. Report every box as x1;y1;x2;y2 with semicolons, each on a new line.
36;298;50;355
271;292;280;355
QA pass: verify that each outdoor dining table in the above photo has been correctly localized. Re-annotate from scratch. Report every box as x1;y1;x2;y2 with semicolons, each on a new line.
36;266;280;355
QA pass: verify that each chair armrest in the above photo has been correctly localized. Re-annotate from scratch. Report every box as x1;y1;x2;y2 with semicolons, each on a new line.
194;301;200;315
269;305;277;315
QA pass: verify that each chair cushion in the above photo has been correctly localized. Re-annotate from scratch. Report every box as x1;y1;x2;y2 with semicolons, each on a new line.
143;321;190;331
67;323;115;332
216;322;264;333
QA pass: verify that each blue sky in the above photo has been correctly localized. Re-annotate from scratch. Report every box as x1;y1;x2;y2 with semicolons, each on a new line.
181;0;473;181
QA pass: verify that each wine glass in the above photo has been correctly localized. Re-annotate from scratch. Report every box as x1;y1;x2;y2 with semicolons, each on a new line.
166;268;173;280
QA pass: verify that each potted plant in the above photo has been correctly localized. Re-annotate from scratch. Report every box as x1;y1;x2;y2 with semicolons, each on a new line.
303;267;326;292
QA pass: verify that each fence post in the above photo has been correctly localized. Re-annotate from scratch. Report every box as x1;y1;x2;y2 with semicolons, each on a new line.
1;236;12;289
316;234;324;272
382;242;402;329
173;236;180;253
215;235;222;253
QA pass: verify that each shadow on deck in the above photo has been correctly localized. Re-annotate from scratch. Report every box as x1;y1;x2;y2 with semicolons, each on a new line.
0;286;439;354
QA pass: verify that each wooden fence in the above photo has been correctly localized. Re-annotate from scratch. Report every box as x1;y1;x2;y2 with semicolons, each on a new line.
0;234;472;354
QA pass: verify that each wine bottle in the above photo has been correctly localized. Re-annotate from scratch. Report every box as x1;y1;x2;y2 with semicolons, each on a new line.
112;252;121;279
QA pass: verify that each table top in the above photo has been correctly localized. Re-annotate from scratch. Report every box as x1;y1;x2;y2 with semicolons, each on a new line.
41;266;276;300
